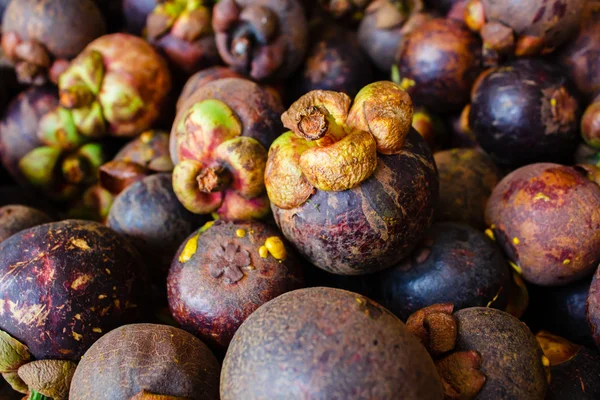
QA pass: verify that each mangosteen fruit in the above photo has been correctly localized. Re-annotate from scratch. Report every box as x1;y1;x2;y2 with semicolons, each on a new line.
0;220;148;396
434;148;502;229
69;323;220;400
288;22;373;100
396;17;482;112
212;0;309;82
411;106;448;151
1;0;106;85
266;81;438;275
0;205;52;244
469;59;581;168
168;219;304;350
486;163;600;286
108;173;209;288
537;331;600;399
220;287;444;399
171;77;283;220
371;222;511;321
582;94;600;148
177;67;244;111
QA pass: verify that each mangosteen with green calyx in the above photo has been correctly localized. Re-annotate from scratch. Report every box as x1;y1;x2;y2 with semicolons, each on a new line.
144;0;221;81
168;220;304;350
537;331;600;400
526;277;593;347
221;287;444;399
171;77;283;220
434;148;502;229
464;0;586;59
1;0;106;85
0;205;52;244
468;59;581;169
108;173;210;290
69;324;220;400
358;0;430;73
212;0;309;82
0;220;149;396
408;305;549;399
396;17;482;112
370;222;511;321
266;81;438;275
288;21;373;101
486;163;600;286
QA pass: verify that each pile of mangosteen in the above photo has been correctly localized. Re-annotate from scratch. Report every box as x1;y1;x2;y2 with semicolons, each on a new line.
0;0;599;399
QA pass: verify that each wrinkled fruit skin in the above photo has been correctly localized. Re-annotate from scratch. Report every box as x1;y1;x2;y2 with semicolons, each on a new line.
168;220;304;350
273;128;438;275
397;18;482;112
0;220;148;360
480;0;586;55
434;148;502;229
557;3;600;100
123;0;157;35
470;59;581;168
177;67;244;111
221;287;444;400
114;130;173;172
2;0;106;83
454;307;549;399
288;23;373;100
0;86;58;184
0;205;52;244
527;278;593;347
69;324;220;400
212;0;308;82
108;173;209;286
372;222;511;321
486;163;600;286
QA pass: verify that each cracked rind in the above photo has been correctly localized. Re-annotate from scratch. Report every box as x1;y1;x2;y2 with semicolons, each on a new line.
220;287;444;399
0;220;148;360
69;324;220;400
168;220;304;349
486;163;600;286
272;128;438;275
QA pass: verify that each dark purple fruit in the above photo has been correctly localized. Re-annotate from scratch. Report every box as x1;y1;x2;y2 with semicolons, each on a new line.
1;0;106;85
288;22;373;100
108;173;209;286
371;222;511;321
537;331;600;400
0;205;52;244
168;220;304;350
123;0;157;35
0;220;148;361
220;287;444;399
434;148;502;229
397;17;482;112
453;307;549;399
69;323;220;400
486;163;600;286
469;59;581;168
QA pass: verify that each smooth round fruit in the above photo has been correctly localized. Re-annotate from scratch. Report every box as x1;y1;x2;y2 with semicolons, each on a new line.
0;205;52;244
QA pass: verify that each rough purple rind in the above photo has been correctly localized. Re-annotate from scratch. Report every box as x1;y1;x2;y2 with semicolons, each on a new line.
0;219;148;360
69;323;220;400
220;287;444;400
272;128;438;275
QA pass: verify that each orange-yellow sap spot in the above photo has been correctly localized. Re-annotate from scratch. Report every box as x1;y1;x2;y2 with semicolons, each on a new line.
98;294;107;300
72;331;83;341
563;259;571;265
258;246;269;258
265;236;287;260
512;237;520;245
179;232;200;263
509;261;522;275
533;192;550;202
92;328;102;333
485;229;495;241
235;229;246;238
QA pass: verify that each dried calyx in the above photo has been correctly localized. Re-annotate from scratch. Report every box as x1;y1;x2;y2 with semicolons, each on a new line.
146;0;213;43
172;99;270;219
406;304;486;400
0;329;76;400
535;331;582;367
266;81;413;209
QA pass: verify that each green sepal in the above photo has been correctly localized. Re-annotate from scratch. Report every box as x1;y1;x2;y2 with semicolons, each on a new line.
38;107;87;151
71;101;106;138
19;147;62;187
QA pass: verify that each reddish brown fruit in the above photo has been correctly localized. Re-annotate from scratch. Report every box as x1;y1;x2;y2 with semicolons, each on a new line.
434;148;502;229
397;18;482;112
220;287;444;399
69;324;220;400
2;0;106;85
486;163;600;286
177;67;244;111
0;205;52;244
